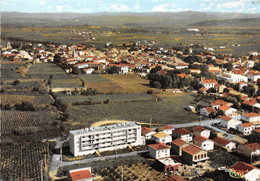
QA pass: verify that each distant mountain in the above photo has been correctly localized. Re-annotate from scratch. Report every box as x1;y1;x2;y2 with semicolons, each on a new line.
1;11;260;27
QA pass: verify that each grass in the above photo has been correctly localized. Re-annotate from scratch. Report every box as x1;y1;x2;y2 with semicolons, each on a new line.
52;78;82;88
58;92;155;104
78;74;110;82
66;93;199;129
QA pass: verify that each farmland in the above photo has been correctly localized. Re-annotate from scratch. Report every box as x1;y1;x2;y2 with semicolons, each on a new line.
80;74;153;93
65;93;200;130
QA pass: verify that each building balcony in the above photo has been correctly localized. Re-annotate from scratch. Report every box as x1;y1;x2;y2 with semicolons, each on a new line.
193;156;210;162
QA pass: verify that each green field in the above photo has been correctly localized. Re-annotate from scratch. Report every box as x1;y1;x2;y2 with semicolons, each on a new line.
66;94;200;128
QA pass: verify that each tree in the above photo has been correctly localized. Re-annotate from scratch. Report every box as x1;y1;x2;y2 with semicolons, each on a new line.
54;54;61;63
13;79;20;86
108;66;118;74
15;102;35;111
152;81;161;89
150;66;162;74
223;63;233;71
72;67;79;74
161;75;172;89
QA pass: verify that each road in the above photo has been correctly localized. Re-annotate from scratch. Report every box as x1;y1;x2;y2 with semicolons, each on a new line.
49;150;148;174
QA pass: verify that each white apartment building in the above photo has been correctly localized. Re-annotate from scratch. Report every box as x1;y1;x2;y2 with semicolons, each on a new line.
69;122;145;156
216;73;248;83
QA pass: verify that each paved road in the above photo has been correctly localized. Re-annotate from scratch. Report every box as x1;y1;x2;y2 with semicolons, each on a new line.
49;150;148;172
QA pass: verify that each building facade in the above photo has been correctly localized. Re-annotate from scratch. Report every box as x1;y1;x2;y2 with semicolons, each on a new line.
69;122;145;156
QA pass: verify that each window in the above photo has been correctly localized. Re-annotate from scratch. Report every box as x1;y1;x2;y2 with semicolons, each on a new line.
195;156;197;160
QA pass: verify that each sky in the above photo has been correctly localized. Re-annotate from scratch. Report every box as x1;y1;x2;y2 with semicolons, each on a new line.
1;0;259;13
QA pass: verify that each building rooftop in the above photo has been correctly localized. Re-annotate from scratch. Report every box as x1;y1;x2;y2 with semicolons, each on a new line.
240;122;254;128
193;136;210;143
221;116;232;122
173;128;191;136
242;143;260;152
242;112;260;118
193;126;206;132
148;142;170;151
153;132;170;139
230;161;256;172
213;136;231;146
69;168;92;181
141;127;156;135
70;122;139;135
157;157;181;166
182;144;202;155
172;138;188;147
158;125;175;132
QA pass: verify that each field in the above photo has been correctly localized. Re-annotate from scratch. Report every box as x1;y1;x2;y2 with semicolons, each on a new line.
57;92;155;105
81;74;153;93
2;25;260;56
65;93;199;129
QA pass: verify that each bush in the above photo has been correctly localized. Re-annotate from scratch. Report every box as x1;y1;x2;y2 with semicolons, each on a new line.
15;101;35;111
12;79;20;85
13;126;38;135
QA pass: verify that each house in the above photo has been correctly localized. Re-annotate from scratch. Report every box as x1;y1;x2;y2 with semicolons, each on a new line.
246;72;260;82
199;79;218;89
252;129;260;143
236;122;255;136
213;136;236;152
220;116;241;130
175;63;188;69
216;73;248;83
241;113;260;123
171;138;190;156
193;126;210;138
237;143;260;161
214;84;226;93
148;142;171;159
172;128;193;142
211;99;231;109
152;132;172;144
83;68;95;74
141;127;156;140
219;106;237;116
161;175;186;181
229;161;260;181
156;157;182;173
193;136;214;151
68;167;93;181
181;144;209;165
157;125;175;136
200;107;216;118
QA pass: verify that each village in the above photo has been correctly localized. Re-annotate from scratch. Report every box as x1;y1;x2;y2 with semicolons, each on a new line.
1;38;260;181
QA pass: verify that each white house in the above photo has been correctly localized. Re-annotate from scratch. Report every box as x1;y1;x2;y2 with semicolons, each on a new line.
200;107;216;118
220;116;242;130
237;142;260;159
199;79;218;89
213;136;236;152
141;127;156;140
219;106;237;117
83;68;95;74
230;161;260;181
172;128;193;142
152;132;172;144
157;125;175;136
148;142;171;159
69;122;145;156
175;63;188;69
236;122;256;136
241;113;260;123
193;126;211;138
193;136;214;151
247;72;260;82
216;73;248;83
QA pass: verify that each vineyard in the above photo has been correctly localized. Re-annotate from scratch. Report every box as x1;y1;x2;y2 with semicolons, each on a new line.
1;93;54;107
0;142;48;181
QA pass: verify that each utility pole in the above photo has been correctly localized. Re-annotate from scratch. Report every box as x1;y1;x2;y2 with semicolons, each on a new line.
60;147;62;165
150;118;152;128
39;160;43;181
121;166;123;181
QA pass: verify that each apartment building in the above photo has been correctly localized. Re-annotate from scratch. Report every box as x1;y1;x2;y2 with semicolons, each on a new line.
69;122;145;156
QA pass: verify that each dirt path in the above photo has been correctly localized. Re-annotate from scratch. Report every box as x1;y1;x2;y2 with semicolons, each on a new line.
91;120;162;127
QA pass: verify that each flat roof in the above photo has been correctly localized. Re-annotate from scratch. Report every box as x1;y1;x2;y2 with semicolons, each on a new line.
157;157;181;166
70;122;139;135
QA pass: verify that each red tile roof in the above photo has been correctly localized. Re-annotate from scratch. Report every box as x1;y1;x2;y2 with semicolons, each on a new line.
213;137;231;146
221;116;232;122
69;169;92;181
205;107;216;113
242;112;260;118
193;126;206;132
201;79;217;84
199;87;207;91
243;143;260;152
230;161;256;172
172;138;188;147
182;144;202;155
148;142;170;151
173;128;191;136
158;125;174;131
219;105;231;111
240;122;253;128
141;127;156;135
193;136;209;143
